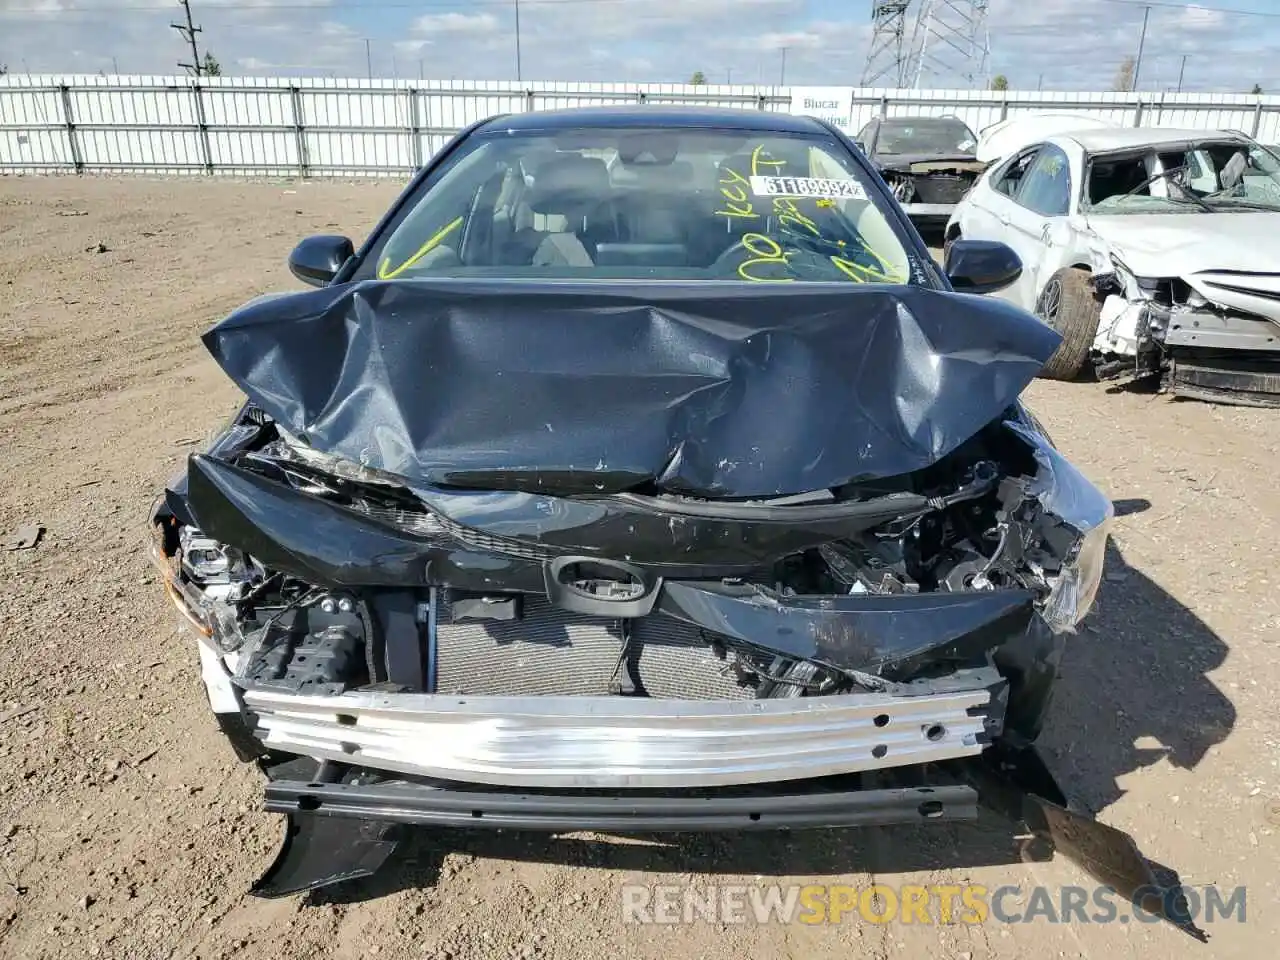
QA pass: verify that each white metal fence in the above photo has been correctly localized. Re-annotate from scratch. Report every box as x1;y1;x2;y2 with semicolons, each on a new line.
4;75;1280;177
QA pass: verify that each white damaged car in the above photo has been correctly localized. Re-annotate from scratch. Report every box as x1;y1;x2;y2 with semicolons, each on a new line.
945;126;1280;405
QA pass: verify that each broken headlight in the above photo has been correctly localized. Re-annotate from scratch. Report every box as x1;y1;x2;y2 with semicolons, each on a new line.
1004;419;1114;633
1040;511;1112;632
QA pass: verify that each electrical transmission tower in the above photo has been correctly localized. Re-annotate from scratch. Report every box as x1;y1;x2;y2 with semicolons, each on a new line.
860;2;912;87
172;0;205;77
905;0;991;89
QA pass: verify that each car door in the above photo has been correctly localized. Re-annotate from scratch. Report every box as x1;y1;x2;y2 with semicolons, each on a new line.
955;146;1041;304
999;144;1072;311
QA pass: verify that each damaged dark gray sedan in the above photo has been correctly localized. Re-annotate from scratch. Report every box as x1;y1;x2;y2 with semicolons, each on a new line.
149;107;1188;921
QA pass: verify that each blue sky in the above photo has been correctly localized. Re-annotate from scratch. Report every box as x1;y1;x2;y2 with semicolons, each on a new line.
0;0;1277;92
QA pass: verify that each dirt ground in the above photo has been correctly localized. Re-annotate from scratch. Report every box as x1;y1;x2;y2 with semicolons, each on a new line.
1;176;1278;960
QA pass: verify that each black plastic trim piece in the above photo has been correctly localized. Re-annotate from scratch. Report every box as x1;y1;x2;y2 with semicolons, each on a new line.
262;779;977;832
543;556;663;617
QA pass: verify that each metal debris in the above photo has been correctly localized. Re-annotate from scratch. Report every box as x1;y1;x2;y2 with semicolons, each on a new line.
2;524;43;551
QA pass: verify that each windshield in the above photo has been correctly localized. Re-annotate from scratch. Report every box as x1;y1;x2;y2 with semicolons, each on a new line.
874;118;977;155
367;127;917;285
1089;141;1280;213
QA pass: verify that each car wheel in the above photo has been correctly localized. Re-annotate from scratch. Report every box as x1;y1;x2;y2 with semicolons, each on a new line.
1035;267;1102;381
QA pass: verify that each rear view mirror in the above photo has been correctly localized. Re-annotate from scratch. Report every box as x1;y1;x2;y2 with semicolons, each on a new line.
944;239;1022;295
288;235;354;287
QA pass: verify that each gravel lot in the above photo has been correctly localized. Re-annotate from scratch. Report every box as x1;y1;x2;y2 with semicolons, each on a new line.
1;176;1278;960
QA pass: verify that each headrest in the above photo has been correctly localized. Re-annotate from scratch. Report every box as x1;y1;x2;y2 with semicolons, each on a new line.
526;155;610;214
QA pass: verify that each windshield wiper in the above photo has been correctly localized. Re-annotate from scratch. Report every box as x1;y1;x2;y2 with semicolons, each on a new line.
1161;194;1215;213
1120;165;1212;212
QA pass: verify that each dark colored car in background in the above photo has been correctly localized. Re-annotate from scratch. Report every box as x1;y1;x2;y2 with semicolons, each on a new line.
146;106;1185;926
855;115;989;231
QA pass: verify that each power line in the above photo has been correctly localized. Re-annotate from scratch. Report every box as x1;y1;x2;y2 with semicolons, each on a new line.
6;0;1280;15
171;0;204;77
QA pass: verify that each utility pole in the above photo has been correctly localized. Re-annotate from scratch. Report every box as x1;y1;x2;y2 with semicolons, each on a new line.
1131;4;1150;92
779;46;787;85
514;0;523;82
171;0;204;77
364;38;372;80
1177;54;1188;93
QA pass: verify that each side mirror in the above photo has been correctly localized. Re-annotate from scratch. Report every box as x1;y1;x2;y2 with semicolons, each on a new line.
944;238;1022;295
288;235;354;287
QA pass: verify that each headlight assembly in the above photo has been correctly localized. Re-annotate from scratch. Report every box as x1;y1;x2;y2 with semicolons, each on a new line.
1040;512;1112;632
1004;420;1114;633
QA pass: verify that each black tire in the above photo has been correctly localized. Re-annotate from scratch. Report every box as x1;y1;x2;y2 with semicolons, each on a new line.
1036;267;1102;381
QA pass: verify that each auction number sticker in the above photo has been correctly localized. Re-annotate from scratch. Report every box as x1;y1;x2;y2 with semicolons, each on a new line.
749;175;866;200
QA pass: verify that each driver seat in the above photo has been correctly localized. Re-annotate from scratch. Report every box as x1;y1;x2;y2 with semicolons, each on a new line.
523;155;612;267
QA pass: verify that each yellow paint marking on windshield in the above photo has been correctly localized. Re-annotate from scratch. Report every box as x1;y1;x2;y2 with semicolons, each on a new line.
750;144;785;176
716;166;759;221
830;249;905;284
377;216;464;280
774;197;820;238
738;232;795;282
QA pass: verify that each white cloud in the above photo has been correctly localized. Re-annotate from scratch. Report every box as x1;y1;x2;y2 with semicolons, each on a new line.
0;0;1276;92
411;12;500;37
1178;4;1225;29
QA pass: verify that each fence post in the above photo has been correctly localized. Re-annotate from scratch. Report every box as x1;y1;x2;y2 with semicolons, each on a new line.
59;84;84;174
406;86;422;173
525;89;536;113
190;82;214;175
878;94;889;118
1133;99;1145;127
1252;97;1264;138
637;90;648;105
999;92;1009;122
289;85;310;178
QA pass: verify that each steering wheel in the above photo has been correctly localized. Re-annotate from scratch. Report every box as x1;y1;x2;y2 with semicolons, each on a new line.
709;239;751;277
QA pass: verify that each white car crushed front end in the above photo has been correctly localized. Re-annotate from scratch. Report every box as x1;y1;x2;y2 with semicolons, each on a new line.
1082;213;1280;399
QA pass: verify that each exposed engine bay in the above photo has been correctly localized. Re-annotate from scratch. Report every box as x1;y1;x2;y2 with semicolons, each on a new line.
139;272;1202;928
882;158;988;209
154;400;1107;747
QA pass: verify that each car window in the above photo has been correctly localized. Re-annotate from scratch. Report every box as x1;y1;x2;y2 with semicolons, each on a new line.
856;120;878;149
873;118;977;155
1088;140;1280;214
991;148;1040;198
364;127;918;285
1014;145;1071;216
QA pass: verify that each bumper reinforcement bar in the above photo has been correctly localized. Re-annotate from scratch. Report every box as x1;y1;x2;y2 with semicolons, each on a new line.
244;687;993;789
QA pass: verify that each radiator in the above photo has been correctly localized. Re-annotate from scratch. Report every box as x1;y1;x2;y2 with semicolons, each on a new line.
433;593;754;700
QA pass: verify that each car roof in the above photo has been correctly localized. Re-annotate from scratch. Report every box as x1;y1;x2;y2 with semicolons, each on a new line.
475;105;831;135
1061;127;1247;152
878;115;971;124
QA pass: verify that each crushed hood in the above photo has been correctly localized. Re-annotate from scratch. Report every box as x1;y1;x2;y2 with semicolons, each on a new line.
1087;211;1280;277
203;279;1060;499
1087;212;1280;321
